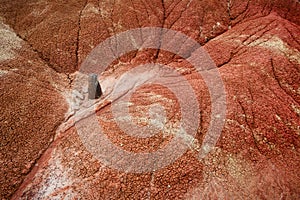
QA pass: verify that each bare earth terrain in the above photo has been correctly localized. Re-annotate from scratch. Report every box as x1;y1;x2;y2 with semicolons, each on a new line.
0;0;300;199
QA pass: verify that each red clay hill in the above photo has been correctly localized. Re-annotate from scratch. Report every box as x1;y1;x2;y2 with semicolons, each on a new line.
0;0;299;199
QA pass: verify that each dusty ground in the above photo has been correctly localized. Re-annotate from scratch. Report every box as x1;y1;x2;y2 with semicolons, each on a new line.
0;0;300;199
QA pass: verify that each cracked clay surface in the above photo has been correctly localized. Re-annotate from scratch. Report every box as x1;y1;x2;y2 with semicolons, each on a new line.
0;0;300;199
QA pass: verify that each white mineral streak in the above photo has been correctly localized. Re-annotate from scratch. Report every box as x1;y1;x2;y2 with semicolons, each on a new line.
57;68;199;150
0;21;22;62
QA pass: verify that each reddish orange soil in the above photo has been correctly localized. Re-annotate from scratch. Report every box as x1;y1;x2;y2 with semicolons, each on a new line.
0;0;299;199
